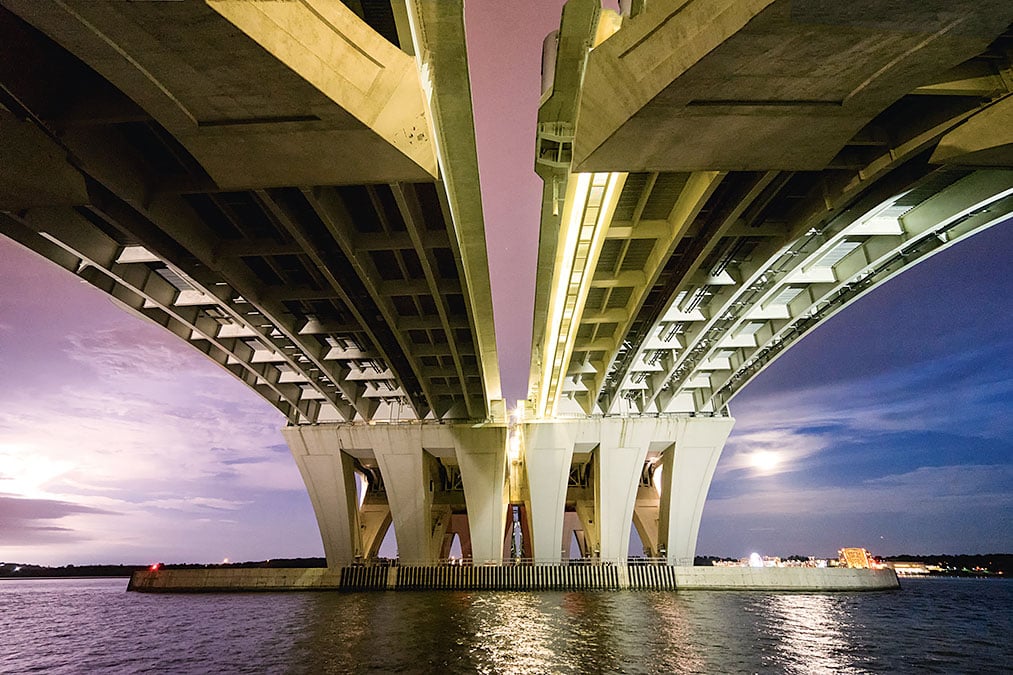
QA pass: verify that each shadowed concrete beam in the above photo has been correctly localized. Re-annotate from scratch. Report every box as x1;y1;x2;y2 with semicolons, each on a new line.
408;0;502;413
931;96;1013;167
574;0;1013;172
3;0;435;188
0;111;87;209
207;0;436;178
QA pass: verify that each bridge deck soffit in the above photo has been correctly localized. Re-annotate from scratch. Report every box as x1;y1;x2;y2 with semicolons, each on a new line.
0;1;501;425
573;0;1013;173
530;2;1013;419
2;0;436;187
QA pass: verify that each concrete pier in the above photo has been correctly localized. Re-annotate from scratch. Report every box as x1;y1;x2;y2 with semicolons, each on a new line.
128;566;899;593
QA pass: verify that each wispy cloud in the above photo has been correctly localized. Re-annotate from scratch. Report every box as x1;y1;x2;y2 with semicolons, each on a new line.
0;318;314;563
709;464;1013;517
0;494;117;546
141;496;251;512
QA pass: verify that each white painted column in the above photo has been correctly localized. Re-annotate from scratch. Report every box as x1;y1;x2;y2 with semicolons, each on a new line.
523;422;577;562
452;426;509;564
282;426;362;567
362;426;434;564
658;416;735;565
593;418;657;563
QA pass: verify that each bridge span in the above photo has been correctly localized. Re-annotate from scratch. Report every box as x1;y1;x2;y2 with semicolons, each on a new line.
2;0;1011;568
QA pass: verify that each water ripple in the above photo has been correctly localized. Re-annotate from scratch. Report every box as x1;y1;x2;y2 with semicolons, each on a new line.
1;577;1010;673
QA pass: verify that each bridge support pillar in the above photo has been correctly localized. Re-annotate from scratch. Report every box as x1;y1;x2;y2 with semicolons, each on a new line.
657;416;735;565
522;422;577;562
452;426;509;564
590;418;659;563
282;426;362;567
361;427;441;564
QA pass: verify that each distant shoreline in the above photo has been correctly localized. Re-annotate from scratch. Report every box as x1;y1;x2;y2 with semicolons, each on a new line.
3;555;1008;580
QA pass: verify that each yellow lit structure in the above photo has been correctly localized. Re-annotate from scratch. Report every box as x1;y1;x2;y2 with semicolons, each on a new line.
839;548;872;569
536;171;626;417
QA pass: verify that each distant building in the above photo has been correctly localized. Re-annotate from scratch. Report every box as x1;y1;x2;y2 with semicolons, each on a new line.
839;548;872;569
890;562;930;575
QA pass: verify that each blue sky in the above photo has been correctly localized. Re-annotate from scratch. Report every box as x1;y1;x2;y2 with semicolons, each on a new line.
1;2;1011;564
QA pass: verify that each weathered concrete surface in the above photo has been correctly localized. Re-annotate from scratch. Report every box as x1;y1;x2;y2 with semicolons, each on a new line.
129;565;898;592
128;568;344;593
672;566;900;591
931;96;1013;167
3;0;436;188
574;0;1013;171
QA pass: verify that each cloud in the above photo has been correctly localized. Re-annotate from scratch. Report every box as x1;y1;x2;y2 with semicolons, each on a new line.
0;494;117;546
63;325;215;381
732;337;1013;436
141;496;251;512
708;464;1013;517
0;493;116;519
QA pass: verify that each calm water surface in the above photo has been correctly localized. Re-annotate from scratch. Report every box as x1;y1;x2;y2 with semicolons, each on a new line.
1;577;1010;673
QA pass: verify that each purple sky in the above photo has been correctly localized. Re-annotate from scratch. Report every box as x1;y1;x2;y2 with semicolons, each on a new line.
1;3;1010;565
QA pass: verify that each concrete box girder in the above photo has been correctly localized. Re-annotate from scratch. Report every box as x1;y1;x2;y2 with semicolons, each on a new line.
4;0;437;188
574;0;1013;172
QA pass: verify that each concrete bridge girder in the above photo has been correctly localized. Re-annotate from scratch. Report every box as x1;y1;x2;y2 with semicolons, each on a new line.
698;169;1013;412
0;0;502;427
573;0;1013;173
931;95;1013;167
533;0;1013;420
602;166;1013;416
0;207;323;422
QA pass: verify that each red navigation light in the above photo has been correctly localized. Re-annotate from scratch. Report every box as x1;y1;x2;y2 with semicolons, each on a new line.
149;562;162;571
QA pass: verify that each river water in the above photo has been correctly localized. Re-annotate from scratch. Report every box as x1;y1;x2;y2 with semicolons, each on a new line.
1;577;1010;673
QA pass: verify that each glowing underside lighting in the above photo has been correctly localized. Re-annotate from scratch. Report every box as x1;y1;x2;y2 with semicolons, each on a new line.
358;473;368;509
507;429;522;462
538;171;626;417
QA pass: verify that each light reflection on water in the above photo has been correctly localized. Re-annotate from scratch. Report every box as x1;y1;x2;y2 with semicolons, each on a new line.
766;594;852;674
1;577;1011;674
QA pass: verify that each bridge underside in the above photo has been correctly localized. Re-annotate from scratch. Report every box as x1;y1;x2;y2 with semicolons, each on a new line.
531;0;1013;419
0;0;501;426
2;0;1011;571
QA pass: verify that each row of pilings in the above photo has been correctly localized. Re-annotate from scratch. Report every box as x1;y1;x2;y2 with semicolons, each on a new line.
337;563;679;591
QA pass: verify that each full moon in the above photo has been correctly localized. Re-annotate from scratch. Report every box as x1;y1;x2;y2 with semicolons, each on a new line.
749;451;781;471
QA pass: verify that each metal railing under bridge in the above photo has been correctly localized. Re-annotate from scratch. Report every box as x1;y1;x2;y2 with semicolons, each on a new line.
338;558;680;591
